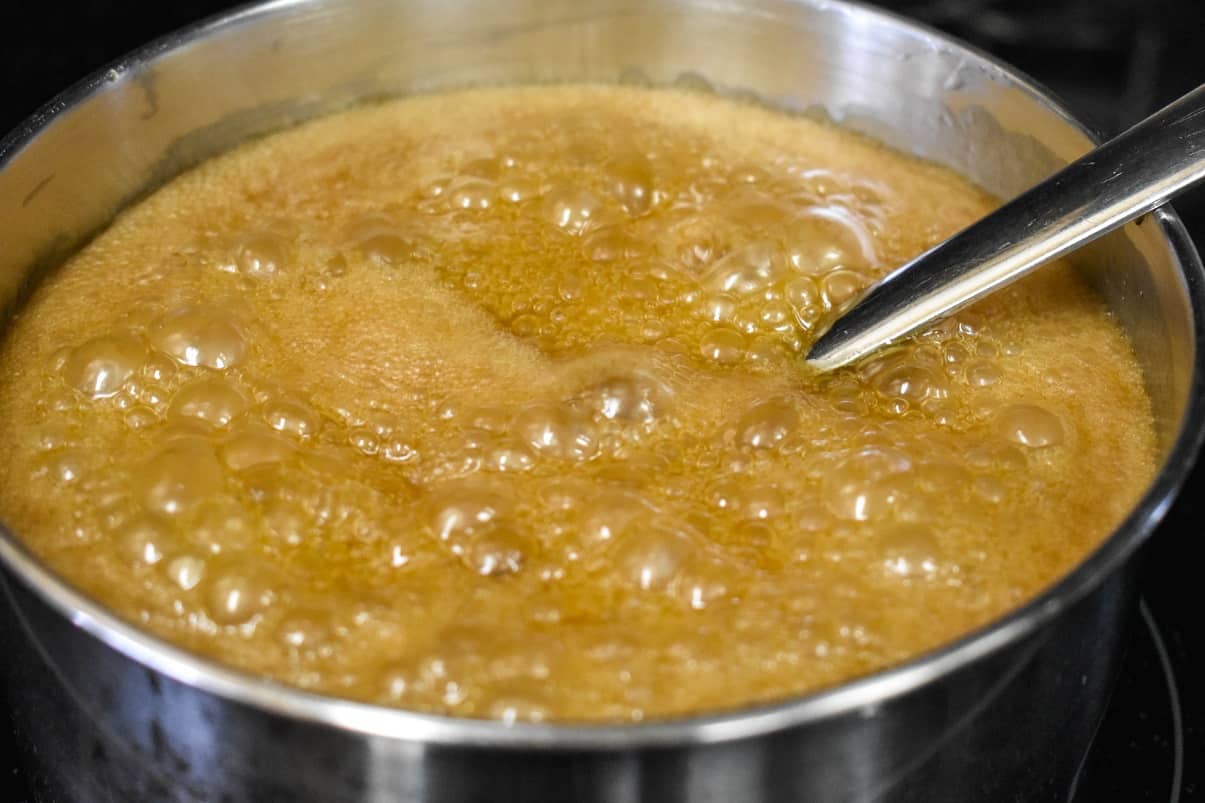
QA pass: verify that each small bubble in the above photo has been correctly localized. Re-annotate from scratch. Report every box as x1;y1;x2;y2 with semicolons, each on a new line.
221;426;295;471
379;437;416;464
702;241;787;296
997;404;1064;448
583;226;640;262
350;429;380;455
498;176;539;204
967;361;1001;387
737;398;800;449
63;332;146;399
699;326;745;365
138;440;225;516
206;568;269;625
263;399;319;439
164;554;206;591
44;450;85;484
345;219;416;265
826;447;912;522
233;231;288;278
168;378;248;429
447;177;495;210
120;514;173;566
879;524;940;579
150;306;247;370
513;404;598;461
742;485;784;520
610;517;699;593
607;150;655;216
542;186;604;235
820;270;866;310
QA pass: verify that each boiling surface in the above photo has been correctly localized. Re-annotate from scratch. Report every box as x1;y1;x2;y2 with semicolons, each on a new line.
0;86;1156;722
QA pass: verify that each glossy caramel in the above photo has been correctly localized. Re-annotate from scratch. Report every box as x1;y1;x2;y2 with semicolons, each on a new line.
0;86;1155;722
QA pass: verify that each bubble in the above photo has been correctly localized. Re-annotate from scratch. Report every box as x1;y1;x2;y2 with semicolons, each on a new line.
498;175;539;204
513;404;598;461
820;270;867;310
608;151;655;216
345;219;416;264
826;447;912;521
206;567;269;625
583;227;640;262
138;440;225;516
759;303;792;330
63;332;146;399
382;438;418;464
576;373;670;424
192;496;255;553
44;450;85;484
221;426;295;471
742;485;785;520
448;177;495;210
701;241;787;296
879;524;940;578
677;556;732;610
737;398;800;449
578;489;659;549
699;293;737;323
164;554;206;591
610;517;700;592
870;363;949;402
464;529;526;576
142;354;177;383
263;399;319;439
150;306;247;370
699;326;745;365
786;206;876;273
233;231;288;278
707;480;744;511
723;187;792;232
262;499;308;545
785;277;824;311
168;378;249;429
943;342;970;365
997;404;1064;448
350;429;380;456
428;481;525;575
120;513;173;566
967;361;1001;387
483;441;534;472
278;611;333;650
542;186;603;235
914;461;970;492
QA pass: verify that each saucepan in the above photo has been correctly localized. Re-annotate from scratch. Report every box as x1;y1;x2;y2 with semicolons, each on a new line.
0;1;1202;800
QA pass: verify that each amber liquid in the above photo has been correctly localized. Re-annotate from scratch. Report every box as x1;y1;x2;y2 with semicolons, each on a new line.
0;85;1155;722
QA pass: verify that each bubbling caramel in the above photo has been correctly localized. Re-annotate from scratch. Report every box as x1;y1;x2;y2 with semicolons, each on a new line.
0;85;1156;722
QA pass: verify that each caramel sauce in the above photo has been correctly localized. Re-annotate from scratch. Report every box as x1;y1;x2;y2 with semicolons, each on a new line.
0;86;1155;722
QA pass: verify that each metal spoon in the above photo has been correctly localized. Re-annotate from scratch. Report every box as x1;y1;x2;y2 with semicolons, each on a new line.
805;83;1205;372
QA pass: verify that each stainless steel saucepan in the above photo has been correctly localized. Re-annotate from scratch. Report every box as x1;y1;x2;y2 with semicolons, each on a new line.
1;1;1202;801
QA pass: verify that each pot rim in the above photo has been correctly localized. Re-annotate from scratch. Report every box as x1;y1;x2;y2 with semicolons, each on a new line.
1;0;1203;751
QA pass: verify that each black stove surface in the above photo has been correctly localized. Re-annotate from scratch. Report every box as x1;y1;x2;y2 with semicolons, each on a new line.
1;1;1202;801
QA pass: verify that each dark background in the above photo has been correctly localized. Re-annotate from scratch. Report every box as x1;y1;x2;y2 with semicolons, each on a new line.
1;1;1202;801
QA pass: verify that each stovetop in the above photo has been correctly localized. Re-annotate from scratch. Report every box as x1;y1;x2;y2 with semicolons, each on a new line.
1;1;1202;801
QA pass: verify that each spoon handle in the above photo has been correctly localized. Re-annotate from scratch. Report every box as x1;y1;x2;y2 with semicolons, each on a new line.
806;83;1205;371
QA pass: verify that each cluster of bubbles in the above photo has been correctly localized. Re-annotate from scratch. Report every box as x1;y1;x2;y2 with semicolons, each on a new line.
16;86;1090;723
